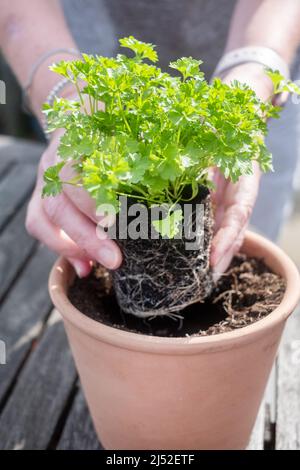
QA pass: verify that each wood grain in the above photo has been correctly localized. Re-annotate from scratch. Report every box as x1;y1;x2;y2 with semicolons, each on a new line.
0;204;36;301
57;387;102;450
0;311;77;450
0;164;36;232
0;136;44;164
0;161;13;181
276;307;300;450
0;245;55;404
247;403;266;450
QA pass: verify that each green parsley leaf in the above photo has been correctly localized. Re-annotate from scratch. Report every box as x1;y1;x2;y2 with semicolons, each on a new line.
119;36;158;63
42;162;65;197
169;57;203;79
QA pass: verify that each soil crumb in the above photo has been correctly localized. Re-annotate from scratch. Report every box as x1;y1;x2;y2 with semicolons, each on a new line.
68;254;285;337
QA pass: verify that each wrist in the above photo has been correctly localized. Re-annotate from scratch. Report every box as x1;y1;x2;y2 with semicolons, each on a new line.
32;82;77;126
213;45;290;103
214;46;290;80
29;52;80;120
220;62;274;102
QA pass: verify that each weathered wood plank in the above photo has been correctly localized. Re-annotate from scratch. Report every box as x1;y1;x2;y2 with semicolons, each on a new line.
0;161;13;181
0;310;77;450
0;245;56;404
276;307;300;450
0;204;36;301
247;402;266;450
57;387;102;450
0;136;45;164
0;163;36;232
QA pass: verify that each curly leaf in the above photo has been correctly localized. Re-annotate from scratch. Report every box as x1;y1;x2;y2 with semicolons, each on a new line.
42;162;65;197
152;208;183;238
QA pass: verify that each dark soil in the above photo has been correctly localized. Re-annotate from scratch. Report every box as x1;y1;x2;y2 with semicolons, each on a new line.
68;254;285;337
112;186;214;318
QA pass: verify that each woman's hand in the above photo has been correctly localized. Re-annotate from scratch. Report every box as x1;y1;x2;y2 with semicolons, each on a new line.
210;164;261;279
210;62;275;279
26;129;122;277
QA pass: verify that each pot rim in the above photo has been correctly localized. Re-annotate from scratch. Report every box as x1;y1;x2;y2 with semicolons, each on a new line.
49;231;300;355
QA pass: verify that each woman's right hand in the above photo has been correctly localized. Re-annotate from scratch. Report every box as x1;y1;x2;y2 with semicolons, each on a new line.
26;129;122;277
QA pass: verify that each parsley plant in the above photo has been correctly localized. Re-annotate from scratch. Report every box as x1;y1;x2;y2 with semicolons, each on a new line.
42;37;299;235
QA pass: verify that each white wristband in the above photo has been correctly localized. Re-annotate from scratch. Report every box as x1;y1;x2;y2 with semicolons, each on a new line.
213;46;290;80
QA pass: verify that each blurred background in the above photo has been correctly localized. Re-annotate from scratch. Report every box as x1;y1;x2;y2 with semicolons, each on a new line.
0;55;44;140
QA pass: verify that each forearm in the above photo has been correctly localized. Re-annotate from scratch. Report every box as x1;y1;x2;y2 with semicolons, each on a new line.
0;0;78;121
226;0;300;64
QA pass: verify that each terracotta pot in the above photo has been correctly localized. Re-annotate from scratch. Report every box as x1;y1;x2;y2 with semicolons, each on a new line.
49;231;300;450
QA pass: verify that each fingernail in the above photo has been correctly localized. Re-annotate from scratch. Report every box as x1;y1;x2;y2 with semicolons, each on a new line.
72;260;91;278
73;262;85;278
98;245;118;269
212;252;232;281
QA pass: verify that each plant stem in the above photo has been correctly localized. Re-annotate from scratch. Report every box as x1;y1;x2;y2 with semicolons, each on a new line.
74;80;88;115
117;94;132;134
116;191;159;205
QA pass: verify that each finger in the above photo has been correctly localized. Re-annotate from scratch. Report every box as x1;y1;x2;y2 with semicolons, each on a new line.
43;192;122;269
64;183;117;228
211;169;226;206
211;162;260;265
67;257;92;278
211;224;247;282
210;170;228;232
210;193;252;267
61;163;117;227
60;162;99;223
26;192;92;277
272;91;289;107
33;141;93;277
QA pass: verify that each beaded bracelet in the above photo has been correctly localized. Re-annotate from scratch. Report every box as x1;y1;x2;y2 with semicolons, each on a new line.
43;77;73;139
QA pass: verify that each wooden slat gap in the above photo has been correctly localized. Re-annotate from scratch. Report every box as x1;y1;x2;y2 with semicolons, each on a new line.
47;380;79;450
0;304;54;415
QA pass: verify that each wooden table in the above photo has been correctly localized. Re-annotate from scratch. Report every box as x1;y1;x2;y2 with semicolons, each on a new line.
0;136;299;450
